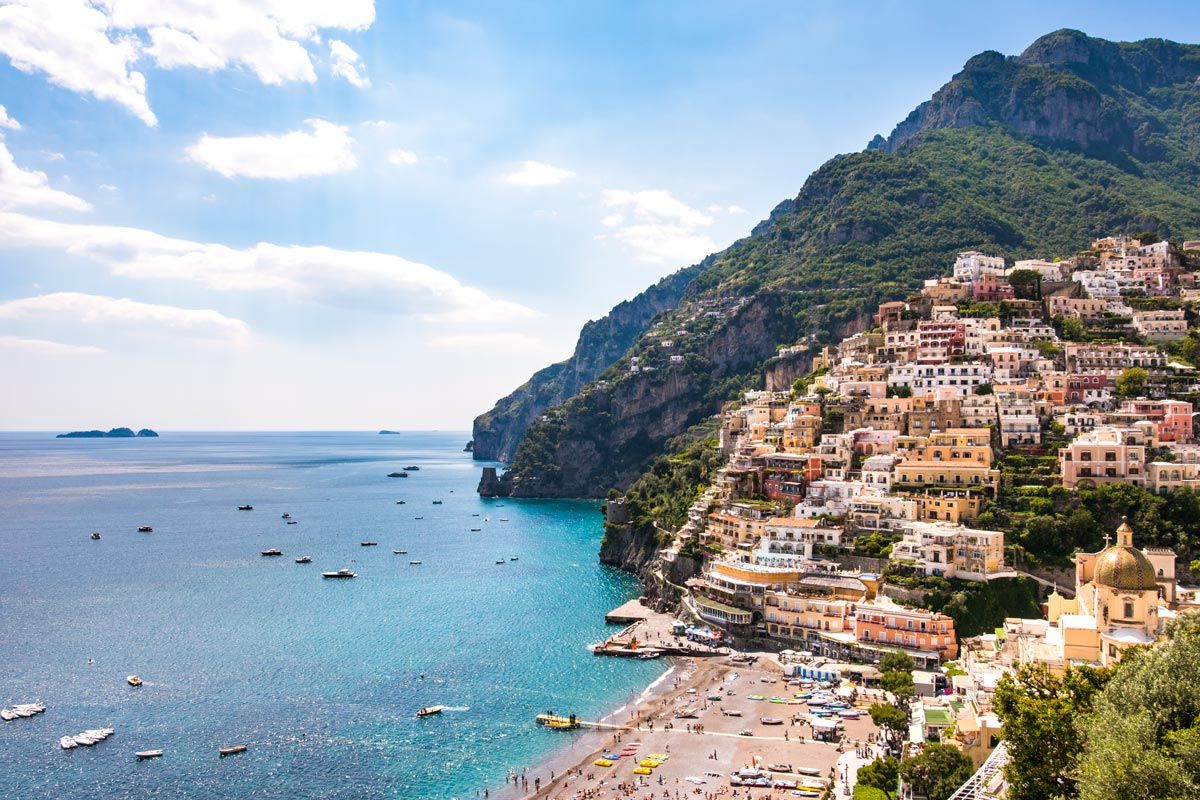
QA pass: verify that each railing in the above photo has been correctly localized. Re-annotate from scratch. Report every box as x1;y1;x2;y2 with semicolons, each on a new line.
941;741;1009;800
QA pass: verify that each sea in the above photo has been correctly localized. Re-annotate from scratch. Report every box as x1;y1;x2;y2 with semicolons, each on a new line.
0;431;665;799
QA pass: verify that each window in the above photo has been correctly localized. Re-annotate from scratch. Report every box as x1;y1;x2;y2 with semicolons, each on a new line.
1124;601;1134;619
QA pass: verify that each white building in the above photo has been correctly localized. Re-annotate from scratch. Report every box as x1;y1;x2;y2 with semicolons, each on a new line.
954;252;1007;283
890;521;1006;581
888;362;993;396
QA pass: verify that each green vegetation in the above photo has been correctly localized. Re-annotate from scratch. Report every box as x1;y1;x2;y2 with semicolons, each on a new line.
619;418;724;531
870;703;910;752
1115;366;1149;398
884;574;1042;638
899;744;975;800
857;757;900;800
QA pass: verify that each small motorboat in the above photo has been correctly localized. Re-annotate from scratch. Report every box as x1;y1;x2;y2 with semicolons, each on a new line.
767;763;792;773
237;505;253;511
286;520;298;525
59;735;78;749
393;549;408;555
281;513;291;519
432;500;443;505
219;744;247;756
404;466;420;471
91;532;101;540
127;675;143;687
471;513;480;517
415;705;445;718
760;716;783;725
136;749;163;760
295;556;312;564
12;703;45;716
409;560;422;565
360;541;378;547
137;525;153;532
396;500;406;505
261;549;283;557
0;709;16;721
387;472;409;478
509;556;518;561
471;528;482;532
499;518;509;522
495;559;506;564
722;709;742;717
322;569;357;579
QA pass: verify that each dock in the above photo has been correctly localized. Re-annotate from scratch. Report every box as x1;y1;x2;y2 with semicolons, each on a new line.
594;600;730;658
605;598;654;624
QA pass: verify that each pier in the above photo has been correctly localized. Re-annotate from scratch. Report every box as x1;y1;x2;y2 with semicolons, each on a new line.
596;599;730;658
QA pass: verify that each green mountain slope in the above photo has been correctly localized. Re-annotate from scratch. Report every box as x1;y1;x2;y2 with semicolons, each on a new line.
486;29;1200;500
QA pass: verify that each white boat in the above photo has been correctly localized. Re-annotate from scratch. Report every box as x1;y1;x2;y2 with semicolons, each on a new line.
13;707;35;718
60;736;78;749
409;560;422;565
127;675;143;687
322;569;357;579
393;549;408;554
416;705;445;717
496;559;506;564
509;556;518;561
136;749;163;759
0;709;16;721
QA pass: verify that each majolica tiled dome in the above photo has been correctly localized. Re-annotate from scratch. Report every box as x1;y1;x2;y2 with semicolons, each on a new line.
1094;520;1158;591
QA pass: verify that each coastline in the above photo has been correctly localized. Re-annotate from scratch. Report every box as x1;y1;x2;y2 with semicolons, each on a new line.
490;660;680;800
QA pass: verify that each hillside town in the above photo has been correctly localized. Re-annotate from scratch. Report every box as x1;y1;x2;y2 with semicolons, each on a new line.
605;235;1200;789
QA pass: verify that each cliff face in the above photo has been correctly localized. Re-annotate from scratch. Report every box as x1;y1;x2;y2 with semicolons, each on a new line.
482;29;1200;504
471;266;699;462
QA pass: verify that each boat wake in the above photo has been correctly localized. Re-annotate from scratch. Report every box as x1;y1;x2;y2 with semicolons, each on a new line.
441;705;470;712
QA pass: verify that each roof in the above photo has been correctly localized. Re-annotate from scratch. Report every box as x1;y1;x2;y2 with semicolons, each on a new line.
923;708;953;726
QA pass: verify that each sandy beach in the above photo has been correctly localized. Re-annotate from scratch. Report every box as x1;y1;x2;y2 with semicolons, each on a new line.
492;653;885;800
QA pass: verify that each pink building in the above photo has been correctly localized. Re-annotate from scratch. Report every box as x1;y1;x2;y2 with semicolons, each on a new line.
1059;425;1152;489
1117;399;1194;442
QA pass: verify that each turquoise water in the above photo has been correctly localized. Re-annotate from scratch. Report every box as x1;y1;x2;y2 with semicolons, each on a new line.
0;432;661;799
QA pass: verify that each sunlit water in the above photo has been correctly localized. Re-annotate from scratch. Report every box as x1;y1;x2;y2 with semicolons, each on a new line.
0;432;660;799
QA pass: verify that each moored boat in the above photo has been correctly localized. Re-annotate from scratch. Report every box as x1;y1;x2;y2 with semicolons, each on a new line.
127;675;143;687
387;472;408;478
0;709;16;721
137;525;153;532
393;549;408;554
219;744;247;756
295;556;312;564
136;749;163;759
322;569;356;579
415;705;445;717
409;560;422;565
281;513;291;519
261;549;282;556
59;735;77;749
404;466;420;471
237;505;253;511
91;532;101;540
360;541;378;547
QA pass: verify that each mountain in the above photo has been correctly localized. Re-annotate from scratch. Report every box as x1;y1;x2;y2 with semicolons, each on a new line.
471;266;699;461
479;29;1200;502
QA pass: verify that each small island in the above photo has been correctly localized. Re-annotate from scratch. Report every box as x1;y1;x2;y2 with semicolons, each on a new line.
57;427;159;439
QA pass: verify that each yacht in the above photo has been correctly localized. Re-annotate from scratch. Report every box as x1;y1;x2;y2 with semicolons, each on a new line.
91;532;101;540
387;471;409;478
404;466;421;471
393;549;408;555
509;556;518;561
261;549;283;557
409;560;422;565
137;525;153;532
360;541;378;547
295;556;312;564
237;505;253;511
322;569;357;579
496;559;506;564
396;500;406;505
286;520;298;525
470;528;482;532
136;749;163;760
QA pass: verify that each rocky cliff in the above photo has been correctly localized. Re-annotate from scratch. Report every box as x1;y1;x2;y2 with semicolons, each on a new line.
470;266;699;462
481;29;1200;507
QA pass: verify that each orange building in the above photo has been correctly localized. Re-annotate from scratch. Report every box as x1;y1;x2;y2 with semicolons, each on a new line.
854;599;958;660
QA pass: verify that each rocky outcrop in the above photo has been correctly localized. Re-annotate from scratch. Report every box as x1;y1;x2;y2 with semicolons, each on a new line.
476;467;513;498
471;266;699;462
872;29;1199;159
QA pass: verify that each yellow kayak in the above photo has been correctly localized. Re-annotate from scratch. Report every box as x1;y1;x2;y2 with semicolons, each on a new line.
639;759;662;768
593;758;614;767
633;766;652;775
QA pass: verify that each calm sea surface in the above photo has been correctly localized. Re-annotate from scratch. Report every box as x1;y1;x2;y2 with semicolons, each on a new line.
0;432;661;799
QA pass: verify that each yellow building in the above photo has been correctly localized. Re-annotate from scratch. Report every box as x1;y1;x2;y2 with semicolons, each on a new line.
895;428;999;495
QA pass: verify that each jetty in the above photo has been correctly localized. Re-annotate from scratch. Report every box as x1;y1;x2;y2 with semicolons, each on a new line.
595;599;730;658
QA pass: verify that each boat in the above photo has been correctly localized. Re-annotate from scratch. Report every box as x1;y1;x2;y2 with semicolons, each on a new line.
322;569;357;579
387;472;409;478
471;513;480;517
136;749;163;759
91;532;101;540
796;767;823;776
721;709;742;717
495;559;506;564
499;518;508;522
137;525;153;532
12;703;45;717
237;505;253;511
838;709;861;719
0;709;16;721
295;556;312;564
415;705;445;718
396;500;406;505
360;541;378;547
535;713;579;729
261;549;283;556
767;763;792;773
219;745;247;756
414;516;424;520
594;758;614;767
509;556;518;561
393;549;408;555
404;466;420;471
127;675;143;687
432;500;443;505
638;652;661;660
281;513;291;519
409;560;422;565
470;528;482;532
59;736;77;749
286;520;298;525
70;727;115;747
760;716;784;725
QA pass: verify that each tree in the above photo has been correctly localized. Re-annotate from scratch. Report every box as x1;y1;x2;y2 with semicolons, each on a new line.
1115;366;1148;398
881;670;916;704
1008;269;1043;300
880;651;915;674
899;744;974;800
1075;614;1200;800
869;703;909;751
993;663;1112;800
857;756;900;800
974;383;994;395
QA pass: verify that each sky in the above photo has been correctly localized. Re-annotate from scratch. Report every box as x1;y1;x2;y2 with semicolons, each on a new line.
1;1;1198;431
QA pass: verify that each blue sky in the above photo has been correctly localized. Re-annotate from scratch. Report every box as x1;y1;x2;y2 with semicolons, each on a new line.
1;1;1198;430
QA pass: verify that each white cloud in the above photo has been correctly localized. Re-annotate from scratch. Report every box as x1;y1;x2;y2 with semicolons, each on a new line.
388;148;418;166
0;292;249;343
0;1;377;126
504;160;575;187
0;139;91;212
0;211;536;323
0;334;102;355
98;184;118;192
600;188;717;265
45;151;64;161
727;204;748;215
0;104;20;130
328;39;368;88
186;119;357;179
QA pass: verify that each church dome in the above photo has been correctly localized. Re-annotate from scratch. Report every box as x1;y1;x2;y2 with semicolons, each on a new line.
1094;520;1158;591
